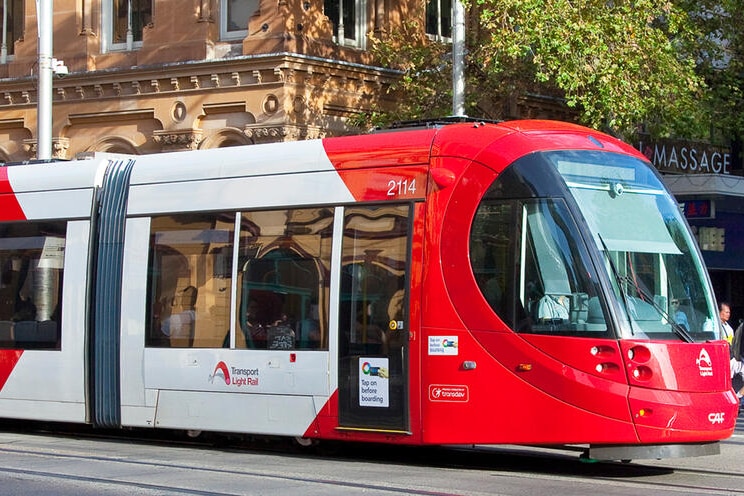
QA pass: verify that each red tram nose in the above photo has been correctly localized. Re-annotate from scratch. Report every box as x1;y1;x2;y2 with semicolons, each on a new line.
620;340;737;442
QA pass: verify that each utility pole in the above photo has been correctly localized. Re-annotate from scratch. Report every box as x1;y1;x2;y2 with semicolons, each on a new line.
452;0;466;117
1;0;8;64
36;0;52;160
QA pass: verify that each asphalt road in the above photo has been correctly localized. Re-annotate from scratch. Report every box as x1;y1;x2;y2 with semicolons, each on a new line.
0;413;741;496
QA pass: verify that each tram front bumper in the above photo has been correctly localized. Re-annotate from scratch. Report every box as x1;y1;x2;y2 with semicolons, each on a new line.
587;441;720;461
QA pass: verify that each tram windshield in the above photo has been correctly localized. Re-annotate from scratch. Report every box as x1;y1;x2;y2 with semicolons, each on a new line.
549;150;718;342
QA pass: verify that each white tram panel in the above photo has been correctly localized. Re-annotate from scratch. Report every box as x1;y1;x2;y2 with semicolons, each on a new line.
118;218;331;432
152;390;320;436
119;217;156;427
139;350;327;435
119;144;342;434
0;220;91;423
7;157;113;220
126;139;356;216
142;350;331;396
0;157;112;423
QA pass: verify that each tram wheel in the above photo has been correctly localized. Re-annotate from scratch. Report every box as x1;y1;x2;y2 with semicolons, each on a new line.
294;436;317;447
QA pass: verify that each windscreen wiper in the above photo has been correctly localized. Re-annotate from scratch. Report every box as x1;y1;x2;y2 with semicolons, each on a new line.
597;234;694;343
616;274;694;343
597;234;635;336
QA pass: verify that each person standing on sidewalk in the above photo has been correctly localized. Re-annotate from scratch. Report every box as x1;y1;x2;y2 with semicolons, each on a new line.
723;302;744;408
721;302;735;344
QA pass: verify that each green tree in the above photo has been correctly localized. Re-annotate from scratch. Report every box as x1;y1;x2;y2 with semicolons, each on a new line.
362;0;709;140
682;0;744;148
358;19;453;128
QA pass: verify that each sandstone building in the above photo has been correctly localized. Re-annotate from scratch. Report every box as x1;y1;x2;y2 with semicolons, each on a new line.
0;0;418;160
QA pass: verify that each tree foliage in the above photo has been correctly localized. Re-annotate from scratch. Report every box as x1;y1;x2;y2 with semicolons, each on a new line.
473;0;708;138
362;0;713;140
681;0;744;144
357;19;453;128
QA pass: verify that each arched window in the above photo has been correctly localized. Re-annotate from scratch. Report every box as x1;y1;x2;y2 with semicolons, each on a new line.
200;129;253;149
86;137;139;155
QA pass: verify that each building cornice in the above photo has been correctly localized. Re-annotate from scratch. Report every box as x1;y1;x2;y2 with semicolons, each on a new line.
0;53;399;109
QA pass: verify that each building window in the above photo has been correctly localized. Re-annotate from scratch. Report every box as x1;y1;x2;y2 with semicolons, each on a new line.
221;0;257;40
426;0;451;41
0;0;24;59
103;0;152;51
324;0;366;49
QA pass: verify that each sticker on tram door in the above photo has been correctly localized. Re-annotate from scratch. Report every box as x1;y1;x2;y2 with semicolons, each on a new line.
428;336;458;355
359;358;389;407
428;385;469;402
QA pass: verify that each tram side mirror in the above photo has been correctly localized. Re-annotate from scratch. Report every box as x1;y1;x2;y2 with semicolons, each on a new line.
570;292;589;324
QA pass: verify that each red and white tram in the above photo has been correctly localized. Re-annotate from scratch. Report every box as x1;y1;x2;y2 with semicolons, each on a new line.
0;120;737;461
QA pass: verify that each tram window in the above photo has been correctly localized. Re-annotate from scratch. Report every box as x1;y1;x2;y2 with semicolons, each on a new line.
235;208;333;350
0;221;65;350
471;199;609;337
339;205;410;356
471;203;511;319
522;201;608;334
146;213;234;348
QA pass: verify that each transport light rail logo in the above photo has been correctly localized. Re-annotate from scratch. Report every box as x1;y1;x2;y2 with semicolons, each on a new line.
209;361;230;384
696;348;713;377
209;361;260;387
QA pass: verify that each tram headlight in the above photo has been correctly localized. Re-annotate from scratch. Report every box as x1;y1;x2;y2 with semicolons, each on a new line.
628;345;651;363
631;365;652;381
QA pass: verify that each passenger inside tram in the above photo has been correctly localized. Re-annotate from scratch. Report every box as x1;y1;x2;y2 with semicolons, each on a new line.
162;285;198;348
537;294;570;322
296;301;320;349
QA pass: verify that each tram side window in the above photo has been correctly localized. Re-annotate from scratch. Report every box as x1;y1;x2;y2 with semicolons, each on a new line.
0;221;66;350
471;203;512;321
339;205;410;356
235;208;333;350
146;213;234;348
471;199;609;336
522;200;609;335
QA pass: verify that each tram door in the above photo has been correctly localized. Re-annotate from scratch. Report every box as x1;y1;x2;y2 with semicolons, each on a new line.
338;205;410;431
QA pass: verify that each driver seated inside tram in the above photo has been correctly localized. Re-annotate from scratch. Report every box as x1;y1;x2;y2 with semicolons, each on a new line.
537;294;570;322
671;297;690;331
